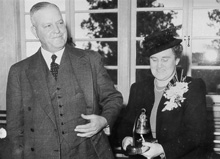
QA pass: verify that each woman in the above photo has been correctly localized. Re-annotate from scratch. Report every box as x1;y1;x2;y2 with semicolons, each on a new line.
119;28;207;159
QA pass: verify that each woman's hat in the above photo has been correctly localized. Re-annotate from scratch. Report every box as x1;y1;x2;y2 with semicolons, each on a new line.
142;26;182;57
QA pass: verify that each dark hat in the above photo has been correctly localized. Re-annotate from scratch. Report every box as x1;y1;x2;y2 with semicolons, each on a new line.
142;26;182;57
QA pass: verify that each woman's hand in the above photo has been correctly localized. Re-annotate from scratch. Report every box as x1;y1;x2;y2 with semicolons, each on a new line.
122;136;133;150
141;142;165;159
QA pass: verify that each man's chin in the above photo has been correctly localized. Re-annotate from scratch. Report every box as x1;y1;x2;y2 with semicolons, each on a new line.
53;38;66;44
48;45;65;52
53;42;66;48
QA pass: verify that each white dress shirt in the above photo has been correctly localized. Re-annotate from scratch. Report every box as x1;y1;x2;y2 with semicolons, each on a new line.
41;47;64;70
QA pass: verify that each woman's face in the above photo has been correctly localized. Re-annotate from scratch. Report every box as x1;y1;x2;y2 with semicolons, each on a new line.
150;48;180;81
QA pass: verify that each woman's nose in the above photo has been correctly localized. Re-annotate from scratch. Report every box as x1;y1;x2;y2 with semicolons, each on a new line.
157;60;162;68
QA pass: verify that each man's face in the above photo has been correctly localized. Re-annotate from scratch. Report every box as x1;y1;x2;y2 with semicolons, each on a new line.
150;48;180;81
31;6;67;52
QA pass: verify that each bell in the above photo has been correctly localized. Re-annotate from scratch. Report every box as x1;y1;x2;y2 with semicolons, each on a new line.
126;108;151;155
135;108;150;135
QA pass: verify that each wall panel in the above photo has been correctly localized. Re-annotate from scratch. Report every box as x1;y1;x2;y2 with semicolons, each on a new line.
0;0;19;110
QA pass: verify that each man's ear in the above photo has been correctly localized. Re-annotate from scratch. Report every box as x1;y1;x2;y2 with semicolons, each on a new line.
176;58;180;65
31;26;38;39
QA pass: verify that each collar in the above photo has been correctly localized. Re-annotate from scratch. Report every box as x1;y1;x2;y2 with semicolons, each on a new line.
41;47;65;68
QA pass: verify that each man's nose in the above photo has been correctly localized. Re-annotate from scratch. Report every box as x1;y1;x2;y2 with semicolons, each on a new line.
53;24;60;33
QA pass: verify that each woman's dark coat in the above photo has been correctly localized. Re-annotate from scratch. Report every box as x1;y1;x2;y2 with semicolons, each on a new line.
118;73;207;159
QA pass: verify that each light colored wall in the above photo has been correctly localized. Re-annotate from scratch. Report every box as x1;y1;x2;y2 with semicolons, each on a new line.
0;0;20;110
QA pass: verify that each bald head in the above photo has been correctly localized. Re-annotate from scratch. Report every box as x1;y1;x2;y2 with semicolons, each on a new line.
30;2;60;26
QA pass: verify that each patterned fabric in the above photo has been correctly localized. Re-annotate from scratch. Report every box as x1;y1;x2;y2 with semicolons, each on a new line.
50;54;59;80
6;44;123;159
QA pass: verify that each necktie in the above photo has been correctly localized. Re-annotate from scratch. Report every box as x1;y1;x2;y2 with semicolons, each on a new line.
50;54;59;80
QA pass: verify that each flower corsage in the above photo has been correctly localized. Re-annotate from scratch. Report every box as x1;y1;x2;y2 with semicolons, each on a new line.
162;73;189;112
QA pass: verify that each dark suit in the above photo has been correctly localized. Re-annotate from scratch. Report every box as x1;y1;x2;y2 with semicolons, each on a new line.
6;44;123;159
118;72;207;159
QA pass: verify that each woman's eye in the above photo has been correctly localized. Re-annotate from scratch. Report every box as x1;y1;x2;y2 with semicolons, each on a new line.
162;58;168;62
150;58;157;62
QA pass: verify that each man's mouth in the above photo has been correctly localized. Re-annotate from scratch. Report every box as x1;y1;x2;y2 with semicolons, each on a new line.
53;35;63;38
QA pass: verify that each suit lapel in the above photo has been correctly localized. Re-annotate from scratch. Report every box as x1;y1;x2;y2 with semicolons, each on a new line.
65;45;94;111
57;49;77;96
25;50;57;127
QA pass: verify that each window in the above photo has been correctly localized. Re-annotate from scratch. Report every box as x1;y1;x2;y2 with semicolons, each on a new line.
71;0;119;85
191;0;220;94
21;0;220;104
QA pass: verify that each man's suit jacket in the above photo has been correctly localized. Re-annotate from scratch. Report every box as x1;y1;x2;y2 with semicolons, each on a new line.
118;72;207;159
6;44;123;159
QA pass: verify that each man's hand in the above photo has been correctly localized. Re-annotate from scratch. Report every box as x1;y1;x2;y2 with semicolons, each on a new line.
74;114;107;138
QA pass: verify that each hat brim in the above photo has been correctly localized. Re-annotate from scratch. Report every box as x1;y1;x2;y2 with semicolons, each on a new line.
144;38;182;57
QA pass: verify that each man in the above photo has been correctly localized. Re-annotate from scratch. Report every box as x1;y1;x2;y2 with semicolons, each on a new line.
6;2;123;159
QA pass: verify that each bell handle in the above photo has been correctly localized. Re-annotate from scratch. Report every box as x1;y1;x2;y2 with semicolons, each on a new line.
132;108;146;146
